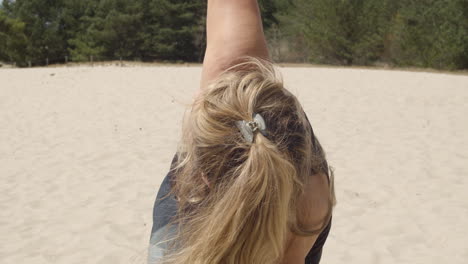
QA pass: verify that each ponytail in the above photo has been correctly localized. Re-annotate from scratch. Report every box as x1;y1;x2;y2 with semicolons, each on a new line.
224;134;299;263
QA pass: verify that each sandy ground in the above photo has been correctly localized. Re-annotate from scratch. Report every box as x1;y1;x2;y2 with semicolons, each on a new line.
1;65;467;264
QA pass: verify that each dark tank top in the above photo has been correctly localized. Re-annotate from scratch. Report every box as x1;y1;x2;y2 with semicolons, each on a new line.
150;113;332;264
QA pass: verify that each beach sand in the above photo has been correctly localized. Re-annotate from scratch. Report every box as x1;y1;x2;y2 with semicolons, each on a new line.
1;65;467;264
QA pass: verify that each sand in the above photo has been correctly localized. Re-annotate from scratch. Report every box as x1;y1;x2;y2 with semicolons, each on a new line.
1;65;467;264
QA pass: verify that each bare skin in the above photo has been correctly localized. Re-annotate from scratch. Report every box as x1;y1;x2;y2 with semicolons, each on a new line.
201;0;269;89
200;0;330;262
282;172;330;263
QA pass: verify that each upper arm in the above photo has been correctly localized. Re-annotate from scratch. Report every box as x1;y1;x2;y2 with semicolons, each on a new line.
200;0;270;89
281;232;320;264
281;172;331;263
297;172;331;230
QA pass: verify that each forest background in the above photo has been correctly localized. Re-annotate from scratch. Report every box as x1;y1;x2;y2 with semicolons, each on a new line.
1;0;467;70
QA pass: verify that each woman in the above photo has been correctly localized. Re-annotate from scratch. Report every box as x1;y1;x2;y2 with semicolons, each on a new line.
148;1;336;263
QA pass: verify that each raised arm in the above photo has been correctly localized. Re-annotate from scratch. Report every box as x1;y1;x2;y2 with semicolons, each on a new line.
200;0;270;89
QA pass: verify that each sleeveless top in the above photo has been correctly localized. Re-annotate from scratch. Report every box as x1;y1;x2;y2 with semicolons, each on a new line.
149;113;333;264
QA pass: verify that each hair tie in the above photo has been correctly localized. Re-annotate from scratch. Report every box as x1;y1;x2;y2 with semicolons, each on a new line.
235;113;267;143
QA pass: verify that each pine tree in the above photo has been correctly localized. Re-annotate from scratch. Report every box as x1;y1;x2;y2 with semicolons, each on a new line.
278;0;399;65
0;8;28;65
391;0;468;69
141;0;205;61
3;0;67;65
62;0;102;62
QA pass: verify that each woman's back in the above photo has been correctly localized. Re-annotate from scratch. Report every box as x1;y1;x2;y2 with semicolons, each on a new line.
147;2;336;262
148;58;335;264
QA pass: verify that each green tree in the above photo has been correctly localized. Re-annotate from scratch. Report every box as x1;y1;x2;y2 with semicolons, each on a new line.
0;9;28;65
90;0;144;60
61;0;102;62
391;0;468;70
2;0;466;69
278;0;399;65
140;0;205;61
3;0;67;65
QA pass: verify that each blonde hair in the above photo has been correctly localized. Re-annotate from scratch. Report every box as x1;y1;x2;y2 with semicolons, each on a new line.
157;57;335;264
